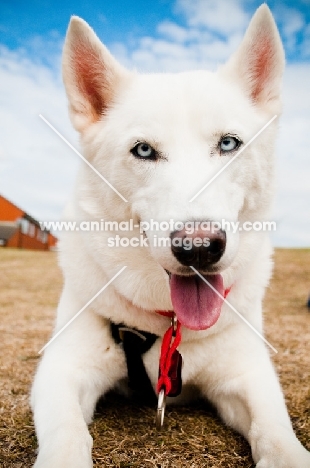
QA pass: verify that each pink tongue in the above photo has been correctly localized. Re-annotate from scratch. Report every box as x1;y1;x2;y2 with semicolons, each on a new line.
170;274;224;330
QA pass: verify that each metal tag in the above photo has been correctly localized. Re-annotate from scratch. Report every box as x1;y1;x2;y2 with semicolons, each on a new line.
156;388;166;431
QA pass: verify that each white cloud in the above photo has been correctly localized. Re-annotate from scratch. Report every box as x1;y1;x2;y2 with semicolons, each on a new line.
175;0;250;36
112;19;243;72
272;4;310;59
111;0;247;72
300;23;310;58
272;63;310;246
274;5;305;53
157;21;192;43
0;46;80;222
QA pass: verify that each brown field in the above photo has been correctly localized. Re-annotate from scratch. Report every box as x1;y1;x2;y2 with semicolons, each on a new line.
0;248;310;467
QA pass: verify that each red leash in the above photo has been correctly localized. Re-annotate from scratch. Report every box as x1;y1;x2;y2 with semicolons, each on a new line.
156;312;182;397
155;286;232;429
156;286;231;397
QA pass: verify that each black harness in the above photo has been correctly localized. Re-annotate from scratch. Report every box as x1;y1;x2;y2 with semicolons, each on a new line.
111;322;158;404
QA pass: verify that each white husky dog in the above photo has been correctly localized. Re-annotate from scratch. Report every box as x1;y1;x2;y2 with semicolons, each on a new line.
31;5;310;467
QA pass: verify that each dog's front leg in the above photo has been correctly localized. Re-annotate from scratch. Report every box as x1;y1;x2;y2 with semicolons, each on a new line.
31;288;127;468
197;326;310;468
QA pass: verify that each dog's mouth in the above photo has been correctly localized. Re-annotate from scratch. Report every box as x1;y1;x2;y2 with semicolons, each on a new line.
165;270;224;331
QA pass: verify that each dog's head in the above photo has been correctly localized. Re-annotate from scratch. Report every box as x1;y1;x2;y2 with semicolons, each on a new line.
62;5;284;330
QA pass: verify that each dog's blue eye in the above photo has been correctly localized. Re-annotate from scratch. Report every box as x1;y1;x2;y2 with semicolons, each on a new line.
219;136;241;153
131;142;156;159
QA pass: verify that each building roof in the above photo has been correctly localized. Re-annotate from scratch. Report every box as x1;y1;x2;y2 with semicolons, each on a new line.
0;193;52;234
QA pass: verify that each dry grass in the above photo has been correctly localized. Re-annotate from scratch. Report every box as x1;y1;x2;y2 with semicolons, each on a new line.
0;248;309;467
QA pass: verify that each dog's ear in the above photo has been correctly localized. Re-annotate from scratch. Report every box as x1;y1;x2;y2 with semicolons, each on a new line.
221;4;285;112
62;16;130;132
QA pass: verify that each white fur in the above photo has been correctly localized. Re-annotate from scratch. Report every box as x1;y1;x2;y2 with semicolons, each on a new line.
31;5;310;467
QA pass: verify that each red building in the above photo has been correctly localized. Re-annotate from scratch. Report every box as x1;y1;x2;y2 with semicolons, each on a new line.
0;194;57;250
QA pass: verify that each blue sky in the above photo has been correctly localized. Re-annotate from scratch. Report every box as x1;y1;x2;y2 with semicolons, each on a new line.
0;0;310;245
1;0;310;62
2;0;172;45
0;0;174;71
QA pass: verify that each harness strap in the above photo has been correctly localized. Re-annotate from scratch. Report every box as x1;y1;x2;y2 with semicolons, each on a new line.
111;322;158;404
110;285;232;404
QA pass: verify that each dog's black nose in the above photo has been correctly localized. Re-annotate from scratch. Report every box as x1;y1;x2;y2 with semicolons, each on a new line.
170;225;226;269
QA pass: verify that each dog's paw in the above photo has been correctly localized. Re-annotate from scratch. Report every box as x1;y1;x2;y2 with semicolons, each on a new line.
33;449;93;468
250;423;310;468
33;430;93;468
255;442;310;468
